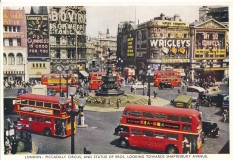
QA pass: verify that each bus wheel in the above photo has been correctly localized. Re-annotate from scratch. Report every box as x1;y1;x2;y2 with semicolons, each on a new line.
166;145;178;154
44;128;52;137
119;139;128;148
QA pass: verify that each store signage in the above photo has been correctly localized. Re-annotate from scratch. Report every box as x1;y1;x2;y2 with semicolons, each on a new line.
161;59;190;63
49;7;86;35
127;118;180;129
150;39;190;48
194;30;226;59
26;15;49;57
127;34;134;57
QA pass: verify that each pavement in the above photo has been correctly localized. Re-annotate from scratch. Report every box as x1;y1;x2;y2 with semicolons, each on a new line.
4;142;38;155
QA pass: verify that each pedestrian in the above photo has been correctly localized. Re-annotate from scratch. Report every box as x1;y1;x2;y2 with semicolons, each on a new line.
60;89;64;97
148;98;151;105
5;138;11;154
11;136;17;154
116;99;121;109
133;87;136;94
178;89;181;94
130;86;133;94
153;89;157;98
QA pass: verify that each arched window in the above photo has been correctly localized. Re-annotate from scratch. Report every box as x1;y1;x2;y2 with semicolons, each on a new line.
16;53;23;65
3;53;7;65
8;53;15;65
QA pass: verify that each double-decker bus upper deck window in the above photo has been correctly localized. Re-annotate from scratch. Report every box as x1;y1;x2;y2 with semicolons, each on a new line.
167;134;178;140
52;104;60;109
143;130;153;137
168;115;179;121
123;110;130;116
154;132;165;139
180;116;192;123
29;100;35;106
21;100;28;104
44;118;51;123
143;112;154;118
155;113;166;120
132;111;142;117
44;102;51;108
131;129;141;135
36;101;43;107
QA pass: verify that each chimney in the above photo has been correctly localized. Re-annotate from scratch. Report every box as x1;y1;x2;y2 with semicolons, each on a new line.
160;13;165;20
174;14;180;21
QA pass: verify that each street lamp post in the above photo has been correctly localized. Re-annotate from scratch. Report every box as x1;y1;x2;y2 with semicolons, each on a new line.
62;65;73;98
78;95;86;126
28;117;32;152
147;67;151;105
7;117;11;138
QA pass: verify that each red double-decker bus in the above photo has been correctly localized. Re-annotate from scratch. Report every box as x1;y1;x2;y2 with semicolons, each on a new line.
118;104;203;154
14;94;76;137
41;73;77;92
89;71;121;90
154;70;181;87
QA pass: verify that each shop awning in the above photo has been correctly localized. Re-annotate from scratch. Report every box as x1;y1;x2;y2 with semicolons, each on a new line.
79;70;89;77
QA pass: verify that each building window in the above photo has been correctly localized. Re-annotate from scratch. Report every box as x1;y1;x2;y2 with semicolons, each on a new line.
32;63;35;68
9;39;13;46
3;39;5;46
8;53;15;65
17;39;21;46
43;63;45;67
3;53;7;65
40;63;42;67
9;26;12;32
4;26;7;32
36;63;38;67
16;53;23;65
13;26;16;32
17;26;20;32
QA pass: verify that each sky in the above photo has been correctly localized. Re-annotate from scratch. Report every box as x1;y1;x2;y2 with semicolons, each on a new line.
2;5;201;38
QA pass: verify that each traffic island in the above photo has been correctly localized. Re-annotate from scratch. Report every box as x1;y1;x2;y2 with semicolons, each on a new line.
82;93;170;112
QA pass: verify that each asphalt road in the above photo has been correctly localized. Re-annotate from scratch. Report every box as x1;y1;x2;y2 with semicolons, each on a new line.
3;83;229;154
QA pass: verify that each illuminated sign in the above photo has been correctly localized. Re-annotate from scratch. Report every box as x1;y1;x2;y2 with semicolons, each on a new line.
150;39;190;48
127;118;180;129
26;15;49;57
161;59;190;63
138;20;189;29
194;30;226;60
127;34;134;57
20;106;53;115
49;6;86;35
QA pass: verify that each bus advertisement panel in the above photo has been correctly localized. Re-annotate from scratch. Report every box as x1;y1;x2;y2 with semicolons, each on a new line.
118;104;202;154
14;94;76;137
154;70;181;87
41;73;77;92
89;71;121;90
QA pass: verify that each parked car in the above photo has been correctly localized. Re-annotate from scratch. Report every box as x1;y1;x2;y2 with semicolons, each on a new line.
202;120;220;138
47;88;56;96
131;83;147;89
114;125;129;136
17;88;28;96
158;82;174;89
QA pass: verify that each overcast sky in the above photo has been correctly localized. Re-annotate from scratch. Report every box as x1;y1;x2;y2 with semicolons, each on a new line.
85;6;200;37
3;5;201;38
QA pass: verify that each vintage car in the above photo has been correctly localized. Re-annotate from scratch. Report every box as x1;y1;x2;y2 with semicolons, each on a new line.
17;88;28;96
47;88;56;96
158;82;174;89
131;83;147;89
202;120;220;138
114;125;129;136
